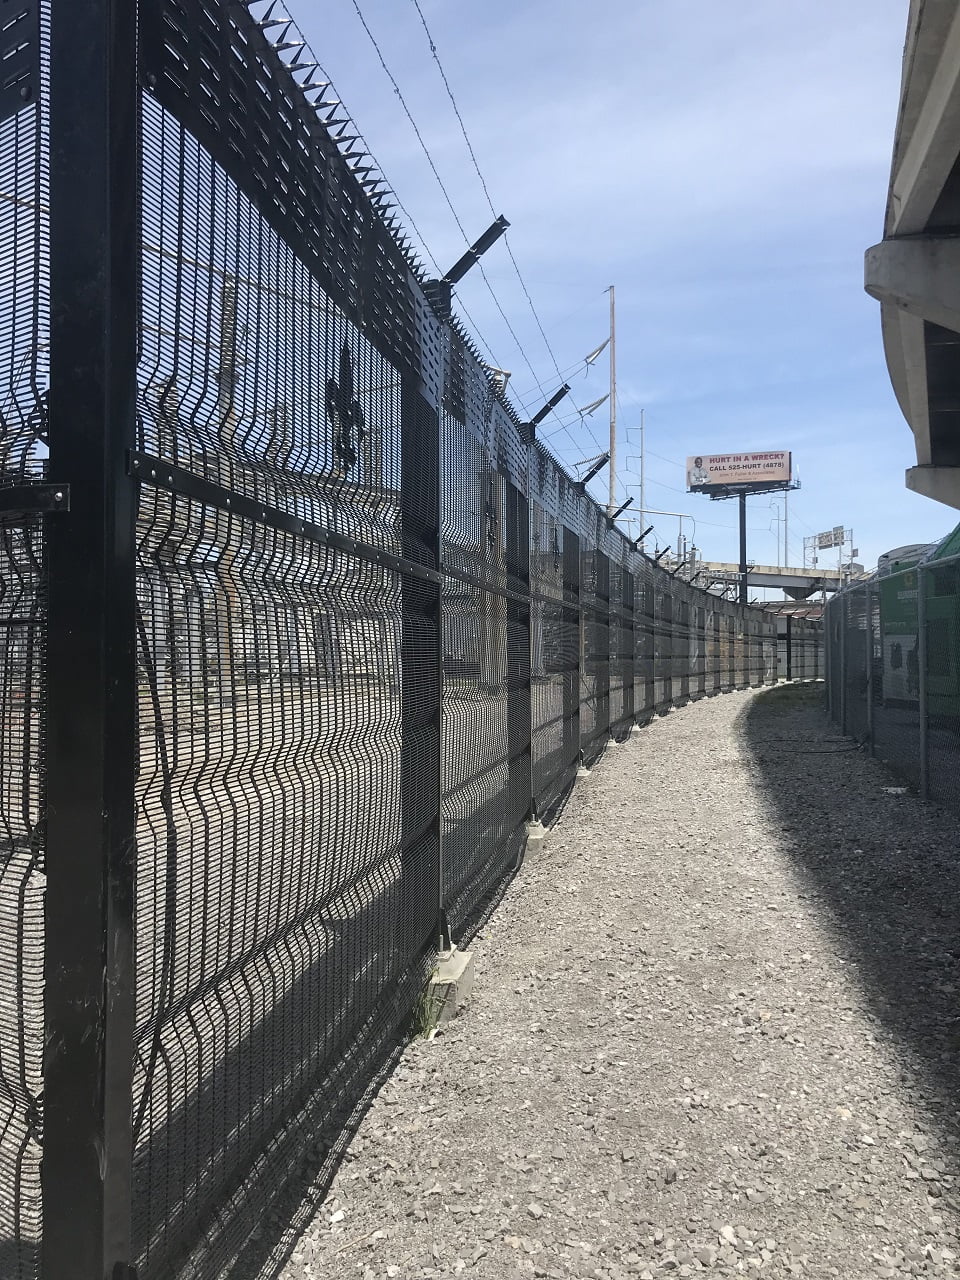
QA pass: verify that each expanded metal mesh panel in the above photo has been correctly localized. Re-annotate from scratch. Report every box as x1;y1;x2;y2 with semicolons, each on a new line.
923;561;960;811
610;567;634;733
141;0;416;378
529;495;576;818
689;604;703;696
0;522;44;1280
441;576;522;934
0;1;47;1273
654;586;671;707
139;100;407;560
580;545;610;764
873;572;922;788
825;602;840;722
746;618;759;686
842;589;869;742
799;620;824;680
132;10;439;1268
738;612;748;686
131;487;432;1276
727;616;742;696
704;605;715;693
634;562;656;717
440;384;529;934
670;594;687;701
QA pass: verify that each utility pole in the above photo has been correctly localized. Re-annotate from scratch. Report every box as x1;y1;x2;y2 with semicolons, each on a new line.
639;407;646;543
608;284;616;516
739;491;748;606
783;491;789;568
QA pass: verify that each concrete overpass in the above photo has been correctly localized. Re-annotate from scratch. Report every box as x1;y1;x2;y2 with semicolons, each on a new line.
864;2;960;511
696;562;854;600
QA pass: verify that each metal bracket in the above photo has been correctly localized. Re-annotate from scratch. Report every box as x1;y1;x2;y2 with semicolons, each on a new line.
0;484;70;516
0;0;40;124
438;908;452;953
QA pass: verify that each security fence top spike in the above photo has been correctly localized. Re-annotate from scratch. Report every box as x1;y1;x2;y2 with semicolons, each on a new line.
273;40;305;53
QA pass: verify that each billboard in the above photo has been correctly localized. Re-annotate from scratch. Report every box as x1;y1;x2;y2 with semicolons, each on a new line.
686;451;791;491
816;526;845;550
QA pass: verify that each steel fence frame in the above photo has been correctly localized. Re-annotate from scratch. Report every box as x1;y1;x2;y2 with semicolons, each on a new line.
0;3;796;1276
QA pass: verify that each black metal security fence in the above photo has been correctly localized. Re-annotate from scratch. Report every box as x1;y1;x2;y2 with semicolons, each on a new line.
775;615;823;682
826;556;960;809
0;2;781;1276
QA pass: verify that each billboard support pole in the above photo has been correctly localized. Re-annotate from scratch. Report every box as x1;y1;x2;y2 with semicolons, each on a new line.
738;490;748;606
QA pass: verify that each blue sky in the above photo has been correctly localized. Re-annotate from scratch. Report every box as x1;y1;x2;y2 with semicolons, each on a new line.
290;0;942;574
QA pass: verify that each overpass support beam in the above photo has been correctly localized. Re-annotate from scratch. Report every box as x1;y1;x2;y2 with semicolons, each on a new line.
906;464;960;511
865;236;960;334
866;237;960;510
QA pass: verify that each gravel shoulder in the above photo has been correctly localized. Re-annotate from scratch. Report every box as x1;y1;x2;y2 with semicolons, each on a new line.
271;684;960;1280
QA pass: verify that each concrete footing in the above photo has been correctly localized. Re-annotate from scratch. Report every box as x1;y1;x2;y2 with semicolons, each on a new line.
429;948;474;1025
576;764;591;779
525;818;548;859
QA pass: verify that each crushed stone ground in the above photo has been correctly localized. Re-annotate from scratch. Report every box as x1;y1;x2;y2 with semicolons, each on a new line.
269;684;960;1280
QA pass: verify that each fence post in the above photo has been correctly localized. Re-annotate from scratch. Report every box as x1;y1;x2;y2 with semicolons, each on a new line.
785;614;793;681
918;563;929;800
400;383;446;949
43;0;139;1274
839;592;847;736
865;581;874;755
505;482;533;829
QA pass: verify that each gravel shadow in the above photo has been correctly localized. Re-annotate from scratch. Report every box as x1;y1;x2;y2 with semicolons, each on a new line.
741;682;960;1159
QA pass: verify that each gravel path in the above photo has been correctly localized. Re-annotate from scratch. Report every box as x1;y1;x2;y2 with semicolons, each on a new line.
272;684;960;1280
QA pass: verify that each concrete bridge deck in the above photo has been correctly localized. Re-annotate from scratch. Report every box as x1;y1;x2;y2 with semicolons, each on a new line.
697;562;855;599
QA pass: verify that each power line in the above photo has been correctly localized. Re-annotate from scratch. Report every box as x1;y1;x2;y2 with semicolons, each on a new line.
346;0;555;401
342;0;620;499
407;0;566;384
378;0;620;472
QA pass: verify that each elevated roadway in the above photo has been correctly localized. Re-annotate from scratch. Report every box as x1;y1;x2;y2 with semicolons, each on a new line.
864;1;960;510
697;562;853;600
